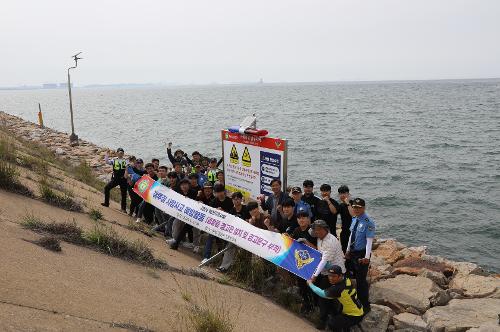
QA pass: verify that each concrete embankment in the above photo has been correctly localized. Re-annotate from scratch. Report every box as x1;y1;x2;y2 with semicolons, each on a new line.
1;111;499;331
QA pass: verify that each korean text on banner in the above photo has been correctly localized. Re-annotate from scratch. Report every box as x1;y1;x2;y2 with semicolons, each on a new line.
221;130;287;200
133;176;321;280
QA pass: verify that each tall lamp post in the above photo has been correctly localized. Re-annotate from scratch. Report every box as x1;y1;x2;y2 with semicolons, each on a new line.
67;52;82;145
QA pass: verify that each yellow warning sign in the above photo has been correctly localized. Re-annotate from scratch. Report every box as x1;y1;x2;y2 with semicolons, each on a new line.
242;146;251;167
230;145;239;164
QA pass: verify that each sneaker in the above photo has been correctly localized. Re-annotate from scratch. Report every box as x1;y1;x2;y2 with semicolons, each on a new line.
200;258;209;265
120;209;127;214
216;267;228;273
135;218;141;223
101;203;109;207
182;242;194;249
170;241;179;250
192;246;200;254
165;239;176;245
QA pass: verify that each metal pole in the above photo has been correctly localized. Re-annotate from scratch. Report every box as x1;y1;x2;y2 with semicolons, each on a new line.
67;68;78;143
197;246;230;268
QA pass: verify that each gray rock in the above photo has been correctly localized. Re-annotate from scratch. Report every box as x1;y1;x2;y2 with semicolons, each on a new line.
393;313;428;331
430;289;452;306
423;298;500;332
351;304;394;332
370;275;440;313
449;274;500;298
466;321;500;332
55;147;65;155
419;269;448;288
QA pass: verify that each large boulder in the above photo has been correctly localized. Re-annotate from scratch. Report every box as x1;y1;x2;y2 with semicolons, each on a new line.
449;274;500;298
373;240;405;264
370;275;440;313
351;304;394;332
423;298;500;332
393;313;428;331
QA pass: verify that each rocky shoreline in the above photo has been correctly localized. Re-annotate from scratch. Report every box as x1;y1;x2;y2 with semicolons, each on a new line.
1;111;499;331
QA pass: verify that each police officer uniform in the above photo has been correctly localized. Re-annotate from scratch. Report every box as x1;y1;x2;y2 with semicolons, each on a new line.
346;198;375;311
102;149;128;211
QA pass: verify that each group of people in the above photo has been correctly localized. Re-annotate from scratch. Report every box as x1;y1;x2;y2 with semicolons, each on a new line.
101;145;376;332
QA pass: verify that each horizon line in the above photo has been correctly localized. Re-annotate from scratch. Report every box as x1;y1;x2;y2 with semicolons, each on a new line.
1;76;499;90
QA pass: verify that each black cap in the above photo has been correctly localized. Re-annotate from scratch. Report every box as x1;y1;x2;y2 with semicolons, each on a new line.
203;182;213;188
311;219;329;230
291;186;302;193
117;147;124;152
210;158;217;163
296;209;310;218
303;180;314;187
338;185;350;194
327;265;343;275
136;158;144;163
352;198;365;207
213;183;225;193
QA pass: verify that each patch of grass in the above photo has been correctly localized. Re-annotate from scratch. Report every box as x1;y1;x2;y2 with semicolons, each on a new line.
0;138;33;196
174;279;239;332
89;208;103;221
34;236;62;252
16;154;48;173
22;214;169;270
84;225;166;268
22;214;84;243
39;179;82;212
0;137;17;162
145;268;161;279
228;250;276;292
217;276;232;286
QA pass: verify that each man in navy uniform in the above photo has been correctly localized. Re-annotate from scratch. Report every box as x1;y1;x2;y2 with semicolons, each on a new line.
345;197;375;313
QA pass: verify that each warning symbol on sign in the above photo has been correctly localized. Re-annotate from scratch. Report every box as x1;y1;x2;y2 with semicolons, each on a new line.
230;145;239;164
242;147;251;167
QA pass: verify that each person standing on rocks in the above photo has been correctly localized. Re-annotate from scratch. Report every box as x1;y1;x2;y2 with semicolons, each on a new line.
337;185;354;252
307;265;364;332
102;147;128;213
310;220;346;330
345;197;375;313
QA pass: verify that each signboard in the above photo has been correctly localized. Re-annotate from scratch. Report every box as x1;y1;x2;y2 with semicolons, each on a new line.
221;130;287;199
133;176;322;280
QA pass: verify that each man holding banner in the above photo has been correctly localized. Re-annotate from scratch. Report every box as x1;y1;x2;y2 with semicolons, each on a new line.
310;220;346;330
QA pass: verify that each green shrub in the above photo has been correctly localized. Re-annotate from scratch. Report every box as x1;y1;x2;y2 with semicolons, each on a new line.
0;138;17;162
39;180;82;212
22;215;84;244
174;279;238;332
89;208;103;221
35;236;62;252
16;154;48;173
228;250;276;291
0;159;34;197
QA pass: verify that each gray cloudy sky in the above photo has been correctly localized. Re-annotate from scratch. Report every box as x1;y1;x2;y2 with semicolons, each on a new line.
2;0;499;86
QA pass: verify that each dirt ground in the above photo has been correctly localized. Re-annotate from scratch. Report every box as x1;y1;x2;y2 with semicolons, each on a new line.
0;159;316;331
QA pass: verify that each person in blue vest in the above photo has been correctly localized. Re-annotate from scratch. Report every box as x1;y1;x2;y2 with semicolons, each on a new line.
101;148;128;212
307;265;364;331
345;197;375;313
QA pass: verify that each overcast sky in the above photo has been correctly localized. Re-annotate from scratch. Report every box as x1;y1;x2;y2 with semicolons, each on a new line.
2;0;499;86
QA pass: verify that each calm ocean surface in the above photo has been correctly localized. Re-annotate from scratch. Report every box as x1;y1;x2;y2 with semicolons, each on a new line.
1;80;499;272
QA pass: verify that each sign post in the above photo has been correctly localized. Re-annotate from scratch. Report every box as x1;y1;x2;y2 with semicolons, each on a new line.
221;130;288;200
